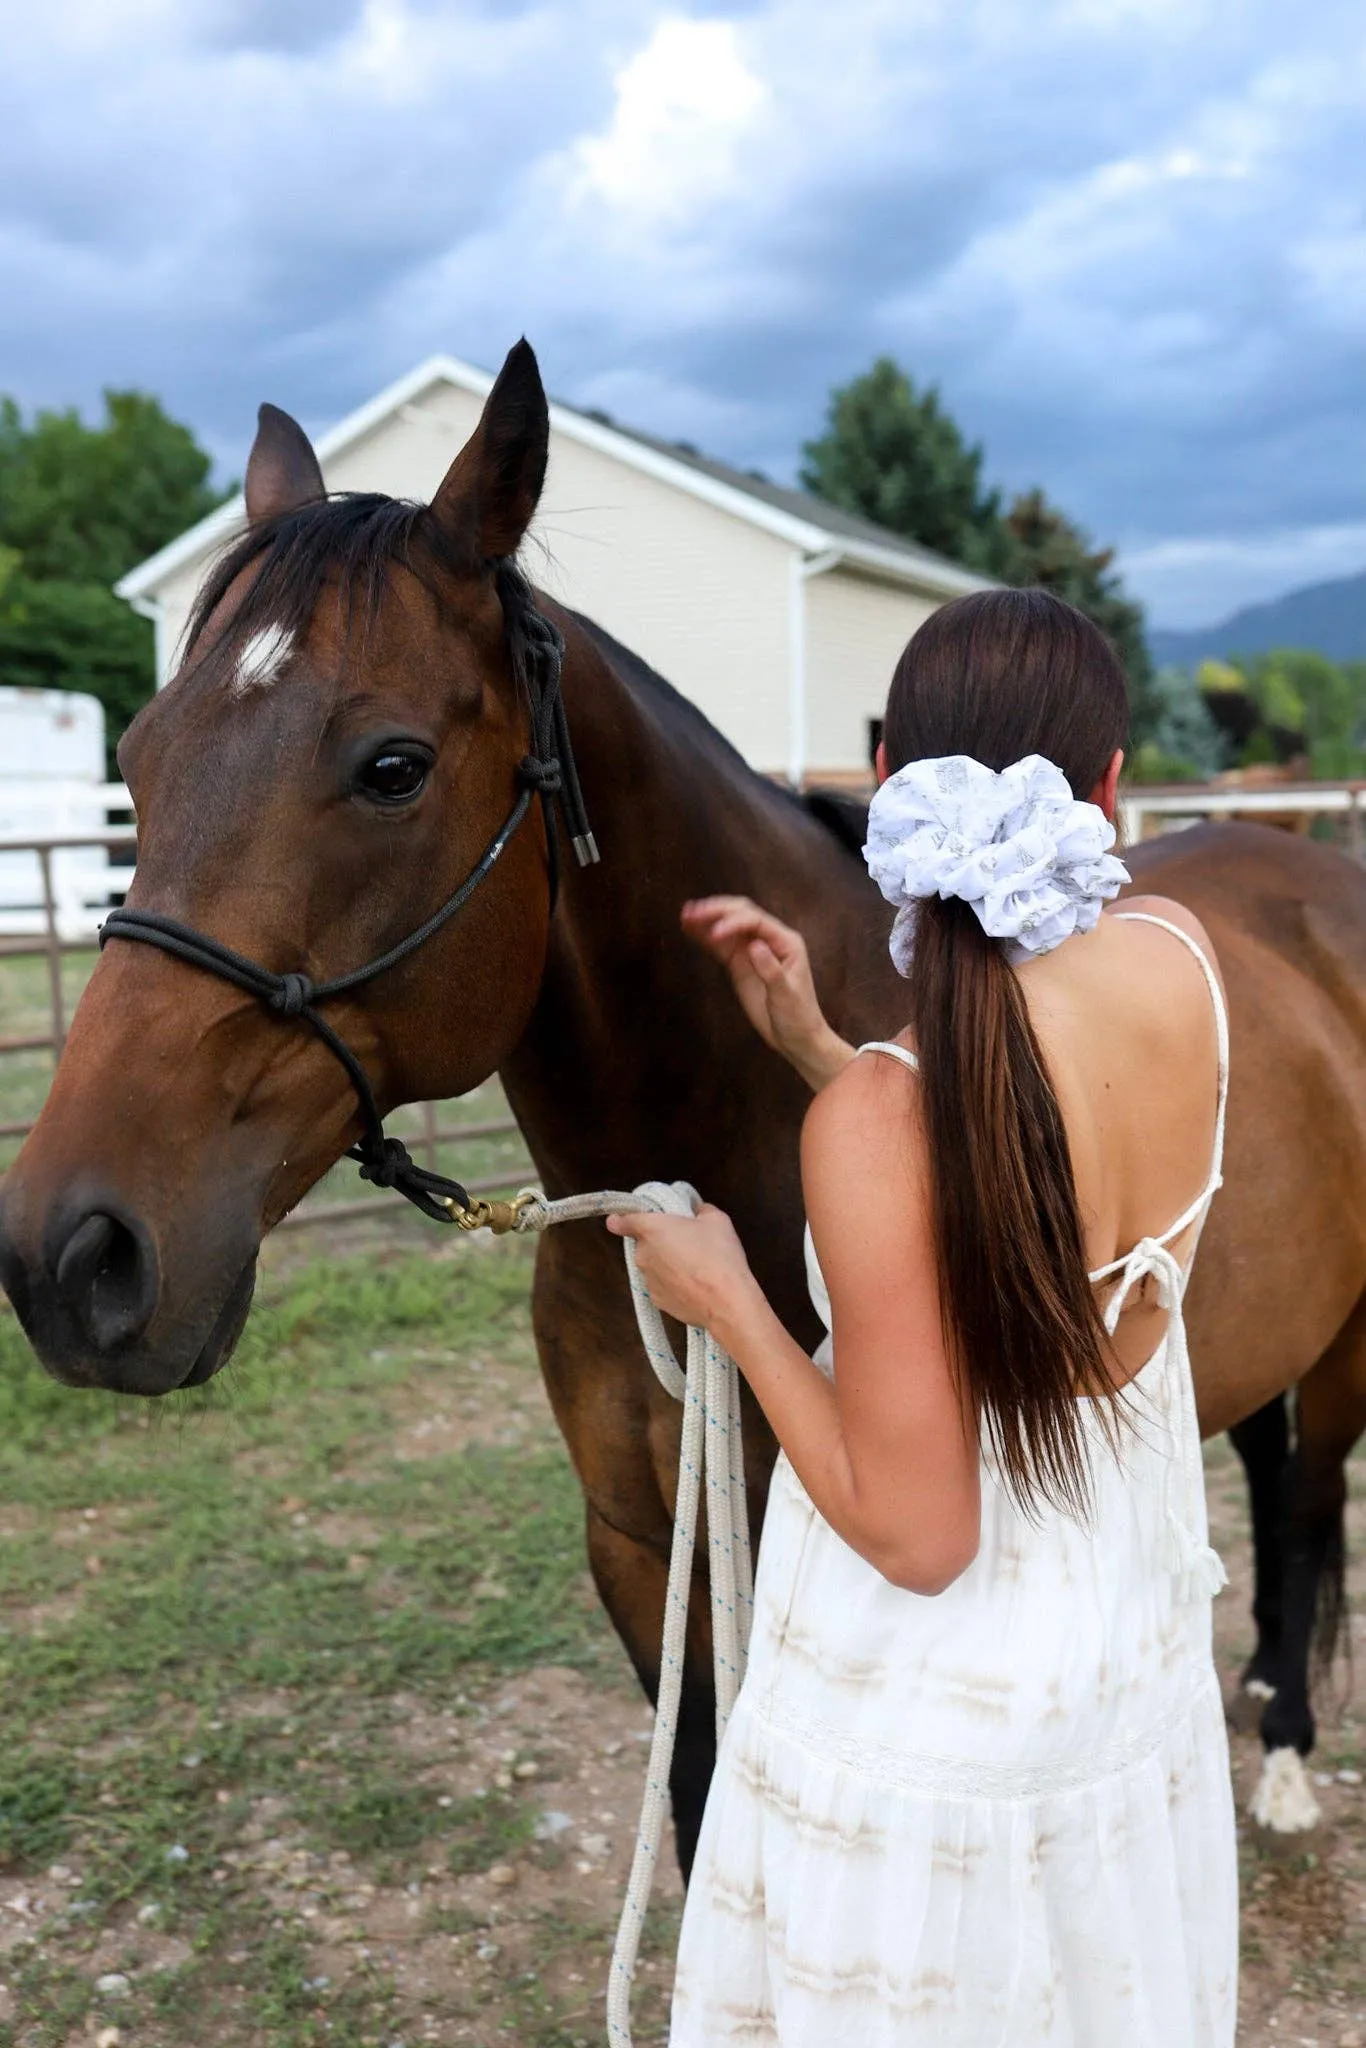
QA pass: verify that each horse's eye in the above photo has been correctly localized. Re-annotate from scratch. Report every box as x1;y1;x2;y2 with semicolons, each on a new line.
356;747;432;805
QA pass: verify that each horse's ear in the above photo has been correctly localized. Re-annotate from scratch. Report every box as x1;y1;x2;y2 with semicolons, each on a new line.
244;404;326;524
428;340;549;561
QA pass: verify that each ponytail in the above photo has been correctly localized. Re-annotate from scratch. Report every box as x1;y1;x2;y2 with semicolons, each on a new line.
908;897;1113;1516
879;586;1132;1516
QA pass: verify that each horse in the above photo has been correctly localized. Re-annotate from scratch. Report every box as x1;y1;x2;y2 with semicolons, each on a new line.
1;341;1364;1863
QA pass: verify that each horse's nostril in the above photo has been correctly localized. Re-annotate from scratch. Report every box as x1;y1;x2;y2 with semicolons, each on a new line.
54;1210;158;1354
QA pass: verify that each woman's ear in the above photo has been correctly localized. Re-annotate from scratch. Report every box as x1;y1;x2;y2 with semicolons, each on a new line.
875;740;890;787
1090;747;1124;822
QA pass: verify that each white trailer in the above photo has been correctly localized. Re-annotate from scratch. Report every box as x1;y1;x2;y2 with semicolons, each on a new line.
0;688;134;941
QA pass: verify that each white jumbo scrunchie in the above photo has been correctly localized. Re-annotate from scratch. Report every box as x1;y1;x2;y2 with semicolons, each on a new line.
863;753;1130;974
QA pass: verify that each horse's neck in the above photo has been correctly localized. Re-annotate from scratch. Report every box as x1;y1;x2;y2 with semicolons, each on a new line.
499;619;892;1202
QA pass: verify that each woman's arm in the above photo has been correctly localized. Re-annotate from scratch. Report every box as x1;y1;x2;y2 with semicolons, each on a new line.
680;895;854;1091
608;1058;980;1594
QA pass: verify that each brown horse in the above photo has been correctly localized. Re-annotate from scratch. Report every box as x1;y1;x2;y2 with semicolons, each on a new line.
1;342;1364;1861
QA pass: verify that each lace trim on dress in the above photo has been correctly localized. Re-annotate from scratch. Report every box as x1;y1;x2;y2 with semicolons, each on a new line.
745;1669;1224;1802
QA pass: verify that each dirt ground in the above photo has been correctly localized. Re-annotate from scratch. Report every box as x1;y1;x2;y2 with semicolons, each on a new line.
1;1224;1364;2045
1206;1431;1366;2046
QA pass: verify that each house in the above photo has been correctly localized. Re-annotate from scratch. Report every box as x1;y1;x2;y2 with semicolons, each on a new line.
116;355;990;786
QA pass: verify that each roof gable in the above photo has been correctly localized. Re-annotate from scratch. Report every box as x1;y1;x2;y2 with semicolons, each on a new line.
117;353;991;604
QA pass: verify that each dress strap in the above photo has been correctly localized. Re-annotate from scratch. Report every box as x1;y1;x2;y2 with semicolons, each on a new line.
1089;913;1229;1287
856;1040;920;1074
1089;914;1230;1604
1109;911;1229;1185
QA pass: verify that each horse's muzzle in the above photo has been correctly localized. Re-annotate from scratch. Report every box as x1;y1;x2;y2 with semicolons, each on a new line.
0;1182;257;1395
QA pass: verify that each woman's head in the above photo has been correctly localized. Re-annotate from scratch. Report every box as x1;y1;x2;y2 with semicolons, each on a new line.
882;587;1128;809
875;587;1132;1516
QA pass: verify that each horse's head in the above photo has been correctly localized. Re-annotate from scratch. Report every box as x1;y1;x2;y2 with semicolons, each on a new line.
0;342;562;1393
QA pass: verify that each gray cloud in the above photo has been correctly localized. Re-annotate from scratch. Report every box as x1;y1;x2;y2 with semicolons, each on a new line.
0;0;1361;625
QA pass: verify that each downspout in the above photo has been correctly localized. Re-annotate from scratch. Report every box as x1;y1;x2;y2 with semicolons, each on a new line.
126;594;170;689
786;549;841;789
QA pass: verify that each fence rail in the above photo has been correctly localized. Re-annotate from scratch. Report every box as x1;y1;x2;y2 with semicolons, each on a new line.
0;824;532;1232
0;783;137;945
1120;779;1366;849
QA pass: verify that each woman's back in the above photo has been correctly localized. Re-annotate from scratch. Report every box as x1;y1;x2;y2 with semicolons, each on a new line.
1018;896;1226;1383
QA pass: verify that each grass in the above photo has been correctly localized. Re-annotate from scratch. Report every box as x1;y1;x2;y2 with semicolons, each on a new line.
0;1231;655;2047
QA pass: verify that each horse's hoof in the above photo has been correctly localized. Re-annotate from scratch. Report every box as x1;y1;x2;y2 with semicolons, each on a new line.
1248;1745;1323;1837
1227;1678;1276;1735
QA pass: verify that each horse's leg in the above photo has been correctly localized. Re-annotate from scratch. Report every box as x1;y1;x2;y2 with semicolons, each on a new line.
1227;1394;1291;1728
585;1504;717;1881
1249;1294;1366;1832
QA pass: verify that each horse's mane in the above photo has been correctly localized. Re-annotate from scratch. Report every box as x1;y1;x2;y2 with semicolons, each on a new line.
183;493;868;860
184;493;430;670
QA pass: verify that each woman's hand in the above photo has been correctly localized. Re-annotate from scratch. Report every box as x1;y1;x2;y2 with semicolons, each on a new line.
681;895;854;1090
606;1204;763;1336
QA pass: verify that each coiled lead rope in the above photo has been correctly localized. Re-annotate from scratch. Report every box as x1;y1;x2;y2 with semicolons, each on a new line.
505;1182;754;2046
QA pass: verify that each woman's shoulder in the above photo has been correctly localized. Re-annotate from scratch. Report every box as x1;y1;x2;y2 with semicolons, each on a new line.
1105;891;1217;955
801;1036;925;1177
801;1037;934;1286
1101;892;1225;994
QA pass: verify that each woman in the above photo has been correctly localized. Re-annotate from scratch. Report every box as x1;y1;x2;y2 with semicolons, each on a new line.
609;588;1237;2046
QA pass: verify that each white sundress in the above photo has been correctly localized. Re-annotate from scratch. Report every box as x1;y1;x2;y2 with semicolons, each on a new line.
671;913;1238;2048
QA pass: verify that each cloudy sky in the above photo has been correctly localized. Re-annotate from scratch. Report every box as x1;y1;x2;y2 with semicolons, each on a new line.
2;0;1363;627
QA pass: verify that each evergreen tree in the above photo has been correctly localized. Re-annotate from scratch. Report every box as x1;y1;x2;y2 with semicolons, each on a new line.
800;358;1009;574
800;358;1158;743
998;489;1158;744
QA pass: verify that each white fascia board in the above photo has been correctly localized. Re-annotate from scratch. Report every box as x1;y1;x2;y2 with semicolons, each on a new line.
115;349;987;603
822;538;996;599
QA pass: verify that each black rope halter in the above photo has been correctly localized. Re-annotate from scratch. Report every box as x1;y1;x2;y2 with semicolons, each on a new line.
99;566;599;1223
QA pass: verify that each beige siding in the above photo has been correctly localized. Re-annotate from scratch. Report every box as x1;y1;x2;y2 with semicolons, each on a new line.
151;381;796;773
369;385;796;767
532;435;793;772
804;568;939;778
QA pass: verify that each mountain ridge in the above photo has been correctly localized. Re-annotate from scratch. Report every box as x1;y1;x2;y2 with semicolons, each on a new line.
1148;565;1366;669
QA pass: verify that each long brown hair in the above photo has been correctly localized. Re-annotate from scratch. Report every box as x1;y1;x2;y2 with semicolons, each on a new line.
882;588;1129;1515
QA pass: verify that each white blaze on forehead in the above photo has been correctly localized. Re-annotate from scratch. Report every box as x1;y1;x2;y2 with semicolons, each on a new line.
232;622;295;695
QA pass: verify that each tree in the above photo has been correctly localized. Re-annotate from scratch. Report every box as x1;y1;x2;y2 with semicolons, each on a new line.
998;489;1159;744
1193;649;1366;779
800;357;1158;742
800;358;1009;574
0;578;159;740
1127;665;1227;784
0;390;226;754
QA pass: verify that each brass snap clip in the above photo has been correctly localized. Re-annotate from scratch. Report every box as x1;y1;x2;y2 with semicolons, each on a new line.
443;1190;538;1235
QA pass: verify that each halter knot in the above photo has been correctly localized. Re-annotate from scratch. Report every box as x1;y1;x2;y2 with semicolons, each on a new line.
518;753;563;794
271;972;313;1018
356;1135;413;1191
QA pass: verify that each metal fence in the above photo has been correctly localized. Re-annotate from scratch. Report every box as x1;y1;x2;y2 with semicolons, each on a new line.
0;824;532;1233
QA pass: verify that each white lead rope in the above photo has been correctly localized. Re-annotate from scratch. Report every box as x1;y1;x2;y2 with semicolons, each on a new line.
505;1182;755;2047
